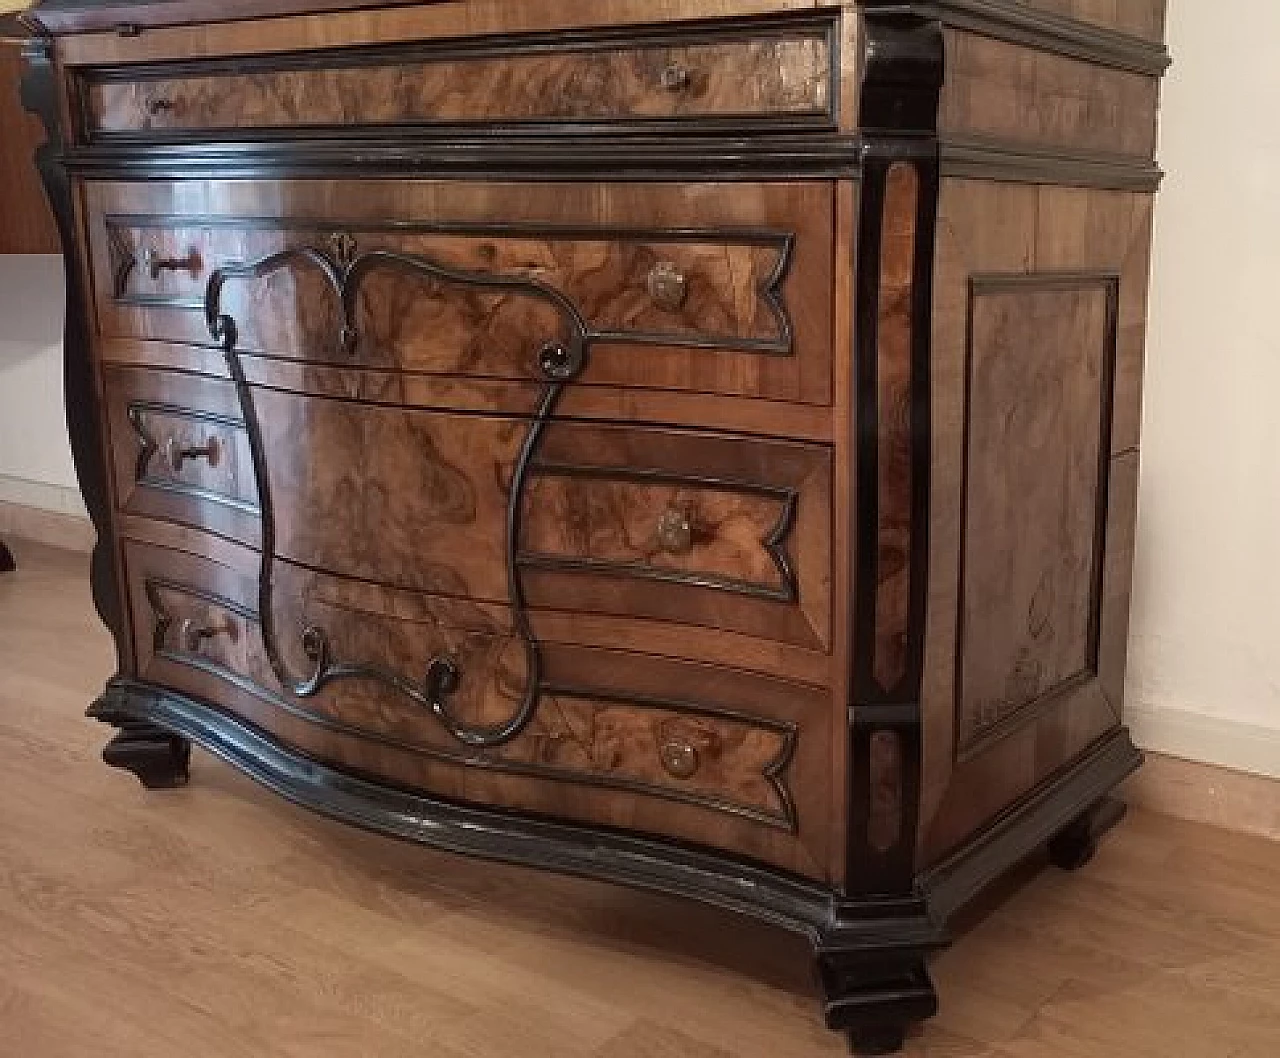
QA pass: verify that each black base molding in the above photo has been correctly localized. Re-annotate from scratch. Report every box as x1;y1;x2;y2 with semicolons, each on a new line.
90;679;1141;1051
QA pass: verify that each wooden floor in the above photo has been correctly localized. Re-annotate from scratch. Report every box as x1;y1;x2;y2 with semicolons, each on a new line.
1;539;1277;1058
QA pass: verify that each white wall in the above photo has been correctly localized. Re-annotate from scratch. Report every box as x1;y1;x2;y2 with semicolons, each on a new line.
0;253;84;516
1125;1;1280;778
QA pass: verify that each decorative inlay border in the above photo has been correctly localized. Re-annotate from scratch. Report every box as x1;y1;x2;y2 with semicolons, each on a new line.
520;463;800;603
126;400;259;515
142;575;800;830
953;270;1121;762
105;213;796;356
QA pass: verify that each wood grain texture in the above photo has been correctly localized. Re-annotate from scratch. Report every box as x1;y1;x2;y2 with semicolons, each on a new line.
3;541;1277;1058
939;28;1161;158
956;279;1112;751
1013;0;1168;41
85;31;831;136
871;162;919;692
86;179;835;405
246;391;831;648
52;0;838;67
119;537;834;879
920;179;1156;865
0;43;58;254
103;366;261;547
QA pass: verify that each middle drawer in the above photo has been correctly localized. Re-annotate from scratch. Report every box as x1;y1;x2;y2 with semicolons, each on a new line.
104;365;832;652
86;179;834;405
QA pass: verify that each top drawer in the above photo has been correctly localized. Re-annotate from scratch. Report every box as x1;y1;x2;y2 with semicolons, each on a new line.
78;20;836;141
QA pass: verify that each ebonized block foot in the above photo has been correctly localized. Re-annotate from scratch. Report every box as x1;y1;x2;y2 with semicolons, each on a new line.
0;540;14;573
101;719;192;789
817;952;937;1055
1049;796;1126;871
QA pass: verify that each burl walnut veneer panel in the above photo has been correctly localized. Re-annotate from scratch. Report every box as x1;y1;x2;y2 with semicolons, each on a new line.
85;179;835;406
85;28;832;136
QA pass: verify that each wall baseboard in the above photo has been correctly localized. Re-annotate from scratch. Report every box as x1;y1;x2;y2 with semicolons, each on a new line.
0;493;93;554
1126;703;1280;781
1122;752;1279;843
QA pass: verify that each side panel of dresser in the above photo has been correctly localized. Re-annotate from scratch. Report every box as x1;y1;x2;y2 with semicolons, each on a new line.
919;180;1153;863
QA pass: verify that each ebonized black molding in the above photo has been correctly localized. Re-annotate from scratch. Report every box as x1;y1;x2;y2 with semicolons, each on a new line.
89;678;1141;1050
912;0;1169;76
941;138;1165;192
60;132;867;182
21;41;131;674
846;9;943;898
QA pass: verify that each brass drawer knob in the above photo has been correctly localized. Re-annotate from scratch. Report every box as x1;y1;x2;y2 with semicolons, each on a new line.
142;245;202;280
660;740;700;780
656;508;694;554
164;434;222;473
146;96;175;116
659;62;692;92
179;616;235;653
646;261;688;312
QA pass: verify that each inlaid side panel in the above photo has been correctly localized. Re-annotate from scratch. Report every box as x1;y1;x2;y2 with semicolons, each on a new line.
957;276;1115;753
920;179;1155;864
939;29;1161;158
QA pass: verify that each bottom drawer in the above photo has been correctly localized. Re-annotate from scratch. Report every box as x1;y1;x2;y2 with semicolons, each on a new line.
123;536;835;880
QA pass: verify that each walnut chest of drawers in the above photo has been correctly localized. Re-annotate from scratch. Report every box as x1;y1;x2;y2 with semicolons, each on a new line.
20;0;1168;1050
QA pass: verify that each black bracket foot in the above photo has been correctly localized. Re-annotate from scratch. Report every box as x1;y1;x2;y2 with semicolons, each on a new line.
1049;796;1126;871
817;951;938;1055
0;540;14;573
101;719;191;789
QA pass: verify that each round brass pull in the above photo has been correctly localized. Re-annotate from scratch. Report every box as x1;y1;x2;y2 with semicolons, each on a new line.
179;616;236;653
660;740;700;780
142;245;202;280
656;508;694;555
164;434;222;473
659;62;692;92
646;261;688;312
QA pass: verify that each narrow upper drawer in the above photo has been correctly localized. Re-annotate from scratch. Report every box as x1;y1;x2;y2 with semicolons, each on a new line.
78;20;836;140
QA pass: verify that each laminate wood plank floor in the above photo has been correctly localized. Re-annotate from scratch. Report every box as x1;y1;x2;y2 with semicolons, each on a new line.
1;539;1277;1058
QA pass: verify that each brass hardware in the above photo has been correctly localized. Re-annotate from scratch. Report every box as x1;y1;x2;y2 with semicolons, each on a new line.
164;434;222;473
660;740;700;780
142;245;201;280
659;62;691;92
656;508;694;554
146;96;174;116
178;616;235;653
646;261;689;312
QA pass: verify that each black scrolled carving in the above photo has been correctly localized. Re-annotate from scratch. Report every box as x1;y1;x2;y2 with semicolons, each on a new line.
204;241;590;749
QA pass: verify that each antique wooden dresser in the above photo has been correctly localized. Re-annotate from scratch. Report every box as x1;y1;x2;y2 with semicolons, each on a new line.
20;0;1168;1050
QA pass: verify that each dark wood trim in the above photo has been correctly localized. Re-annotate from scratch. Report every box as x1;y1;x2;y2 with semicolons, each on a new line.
20;41;131;673
846;9;942;897
0;540;14;573
941;138;1164;192
90;677;939;952
920;727;1142;919
61;131;866;181
913;0;1170;75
